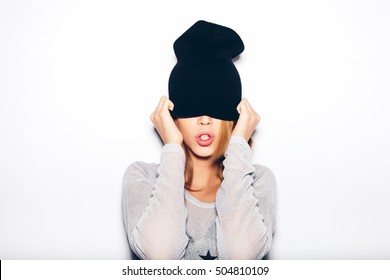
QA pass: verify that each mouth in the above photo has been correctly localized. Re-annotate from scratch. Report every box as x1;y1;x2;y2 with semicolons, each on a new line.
195;132;215;147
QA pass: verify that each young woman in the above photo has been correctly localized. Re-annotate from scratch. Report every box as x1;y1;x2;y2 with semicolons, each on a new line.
122;20;276;260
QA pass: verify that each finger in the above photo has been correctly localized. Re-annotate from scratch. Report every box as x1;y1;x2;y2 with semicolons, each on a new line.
167;99;174;111
155;96;164;112
156;96;167;111
244;98;255;111
240;98;251;111
160;97;173;115
151;96;165;122
236;100;243;114
242;98;257;115
237;99;250;115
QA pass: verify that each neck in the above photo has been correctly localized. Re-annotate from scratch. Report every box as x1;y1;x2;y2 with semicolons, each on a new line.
186;154;221;202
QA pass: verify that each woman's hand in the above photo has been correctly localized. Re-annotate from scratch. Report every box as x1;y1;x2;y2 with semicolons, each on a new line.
232;98;261;142
150;96;183;145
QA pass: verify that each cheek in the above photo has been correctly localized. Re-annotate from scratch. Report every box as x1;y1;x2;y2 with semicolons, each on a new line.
177;124;193;143
181;130;193;144
177;120;196;137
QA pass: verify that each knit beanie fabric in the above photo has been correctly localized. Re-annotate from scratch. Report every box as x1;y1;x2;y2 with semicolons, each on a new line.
168;20;244;120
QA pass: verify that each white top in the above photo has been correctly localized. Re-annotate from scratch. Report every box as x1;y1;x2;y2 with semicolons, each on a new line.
121;136;277;259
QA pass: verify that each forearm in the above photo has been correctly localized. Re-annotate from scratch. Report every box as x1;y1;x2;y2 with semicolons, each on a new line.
215;136;273;259
122;144;188;259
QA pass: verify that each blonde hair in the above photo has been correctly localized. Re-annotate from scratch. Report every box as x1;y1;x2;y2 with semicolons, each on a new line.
183;120;252;188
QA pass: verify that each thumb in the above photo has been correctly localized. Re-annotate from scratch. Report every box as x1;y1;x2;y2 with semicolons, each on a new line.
236;102;242;114
168;100;175;111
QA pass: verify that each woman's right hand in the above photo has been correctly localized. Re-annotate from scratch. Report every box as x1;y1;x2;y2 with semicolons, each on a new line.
150;96;183;145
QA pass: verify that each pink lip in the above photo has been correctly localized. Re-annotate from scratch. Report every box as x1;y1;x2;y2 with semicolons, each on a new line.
195;132;215;147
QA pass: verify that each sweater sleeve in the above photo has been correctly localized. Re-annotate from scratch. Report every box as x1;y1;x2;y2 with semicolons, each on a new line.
215;136;277;259
121;144;189;259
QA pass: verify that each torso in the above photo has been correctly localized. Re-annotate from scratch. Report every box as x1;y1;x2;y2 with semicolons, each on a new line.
183;190;219;259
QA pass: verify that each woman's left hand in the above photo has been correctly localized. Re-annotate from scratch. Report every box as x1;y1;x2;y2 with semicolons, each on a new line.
232;98;261;141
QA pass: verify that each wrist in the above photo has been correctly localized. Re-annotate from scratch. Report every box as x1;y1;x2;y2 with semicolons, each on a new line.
232;130;250;142
164;137;183;145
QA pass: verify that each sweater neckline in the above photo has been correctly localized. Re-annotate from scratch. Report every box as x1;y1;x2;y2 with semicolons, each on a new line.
184;190;216;209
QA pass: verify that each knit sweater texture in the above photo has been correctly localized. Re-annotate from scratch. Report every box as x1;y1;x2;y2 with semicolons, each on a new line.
121;136;276;260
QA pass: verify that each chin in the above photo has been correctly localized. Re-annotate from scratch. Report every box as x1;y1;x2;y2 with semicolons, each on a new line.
191;147;215;159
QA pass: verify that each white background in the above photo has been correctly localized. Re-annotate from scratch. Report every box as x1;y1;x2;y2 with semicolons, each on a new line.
1;0;389;259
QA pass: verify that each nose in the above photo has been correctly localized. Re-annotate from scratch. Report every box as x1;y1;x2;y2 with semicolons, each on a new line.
198;115;212;125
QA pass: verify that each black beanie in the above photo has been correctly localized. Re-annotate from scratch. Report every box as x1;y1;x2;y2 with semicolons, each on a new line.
168;20;244;121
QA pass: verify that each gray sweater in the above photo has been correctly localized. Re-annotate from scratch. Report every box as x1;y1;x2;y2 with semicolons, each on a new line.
121;136;276;260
